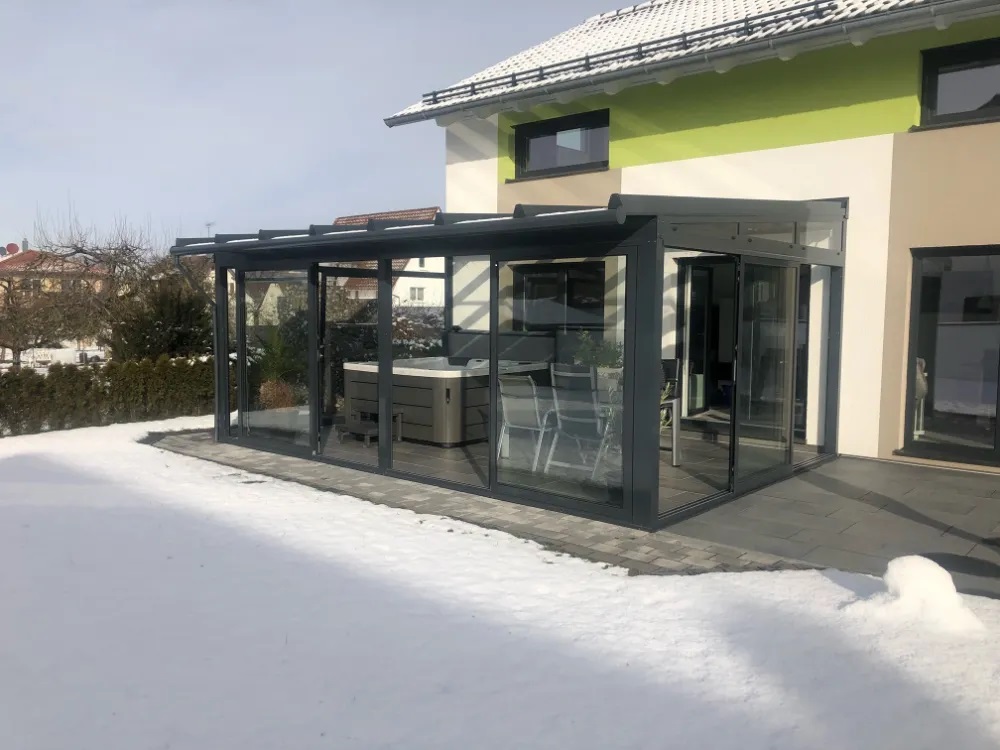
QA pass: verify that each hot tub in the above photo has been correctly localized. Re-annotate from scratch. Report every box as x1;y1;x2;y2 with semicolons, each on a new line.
343;357;547;446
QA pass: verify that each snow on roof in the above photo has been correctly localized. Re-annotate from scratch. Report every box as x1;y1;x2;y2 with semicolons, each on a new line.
387;0;970;124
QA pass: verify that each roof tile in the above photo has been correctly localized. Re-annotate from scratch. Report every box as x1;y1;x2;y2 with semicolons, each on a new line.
388;0;957;122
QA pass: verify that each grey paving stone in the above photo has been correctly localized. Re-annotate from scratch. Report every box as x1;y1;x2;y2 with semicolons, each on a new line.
736;505;856;534
802;546;890;576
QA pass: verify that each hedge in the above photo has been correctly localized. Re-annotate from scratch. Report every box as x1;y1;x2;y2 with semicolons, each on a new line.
0;356;228;438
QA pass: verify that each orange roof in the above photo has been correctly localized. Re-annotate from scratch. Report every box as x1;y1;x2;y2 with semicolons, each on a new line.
0;249;101;275
342;259;411;293
333;207;440;226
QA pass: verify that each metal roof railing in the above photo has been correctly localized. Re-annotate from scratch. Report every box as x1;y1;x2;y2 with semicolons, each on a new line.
421;0;835;106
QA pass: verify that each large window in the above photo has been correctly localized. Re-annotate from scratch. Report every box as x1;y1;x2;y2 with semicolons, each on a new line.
514;110;609;179
906;250;1000;463
922;38;1000;127
497;254;627;507
511;261;605;332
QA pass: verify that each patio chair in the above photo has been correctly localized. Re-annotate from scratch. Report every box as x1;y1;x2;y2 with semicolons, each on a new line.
497;375;554;473
544;363;606;476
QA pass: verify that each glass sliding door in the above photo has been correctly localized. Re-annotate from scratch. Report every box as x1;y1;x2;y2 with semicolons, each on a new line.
495;253;628;508
660;250;738;514
317;267;380;465
389;256;490;487
906;251;1000;463
241;270;311;448
735;262;797;482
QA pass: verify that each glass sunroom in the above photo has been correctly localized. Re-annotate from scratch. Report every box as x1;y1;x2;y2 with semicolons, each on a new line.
172;194;846;529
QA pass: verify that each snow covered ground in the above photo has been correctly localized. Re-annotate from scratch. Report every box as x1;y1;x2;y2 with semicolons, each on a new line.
1;418;999;750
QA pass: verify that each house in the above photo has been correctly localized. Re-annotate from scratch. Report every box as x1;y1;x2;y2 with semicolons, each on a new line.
172;0;999;530
385;0;1000;474
0;245;106;367
333;207;445;306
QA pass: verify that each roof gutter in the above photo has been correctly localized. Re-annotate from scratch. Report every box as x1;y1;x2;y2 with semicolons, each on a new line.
384;0;999;127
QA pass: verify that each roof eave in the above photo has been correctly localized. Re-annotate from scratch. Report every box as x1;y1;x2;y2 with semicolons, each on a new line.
384;0;1000;128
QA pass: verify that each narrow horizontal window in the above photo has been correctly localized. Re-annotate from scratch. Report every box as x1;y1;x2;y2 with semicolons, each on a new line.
922;38;1000;127
514;110;609;180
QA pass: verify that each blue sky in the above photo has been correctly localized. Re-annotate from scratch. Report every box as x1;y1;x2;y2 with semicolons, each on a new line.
0;0;615;248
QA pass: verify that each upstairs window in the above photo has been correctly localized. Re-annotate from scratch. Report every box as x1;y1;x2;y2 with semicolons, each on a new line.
511;261;605;332
514;110;609;179
922;38;1000;127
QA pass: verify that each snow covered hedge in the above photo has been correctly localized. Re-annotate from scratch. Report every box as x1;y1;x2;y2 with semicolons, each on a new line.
0;356;224;437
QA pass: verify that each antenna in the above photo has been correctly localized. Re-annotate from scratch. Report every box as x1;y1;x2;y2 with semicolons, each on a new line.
205;221;215;237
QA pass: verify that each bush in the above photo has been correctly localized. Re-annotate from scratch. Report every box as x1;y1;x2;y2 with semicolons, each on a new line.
0;356;220;438
105;279;213;362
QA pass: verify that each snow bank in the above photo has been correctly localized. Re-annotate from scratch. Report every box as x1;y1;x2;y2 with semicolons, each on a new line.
847;556;984;633
0;422;998;749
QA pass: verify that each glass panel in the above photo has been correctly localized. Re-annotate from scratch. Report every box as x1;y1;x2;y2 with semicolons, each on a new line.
227;269;238;436
319;272;379;465
793;265;830;464
389;256;489;487
660;250;737;514
936;60;1000;117
910;254;999;453
736;264;795;480
799;220;844;252
496;254;627;508
242;271;311;447
741;222;796;243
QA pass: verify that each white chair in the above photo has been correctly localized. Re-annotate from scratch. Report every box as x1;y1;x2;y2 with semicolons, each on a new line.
497;375;553;473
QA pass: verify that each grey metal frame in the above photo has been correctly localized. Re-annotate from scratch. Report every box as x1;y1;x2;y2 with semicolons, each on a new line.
179;194;846;531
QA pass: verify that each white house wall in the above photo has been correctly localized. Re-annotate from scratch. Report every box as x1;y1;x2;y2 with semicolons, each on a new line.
624;135;895;458
445;117;500;213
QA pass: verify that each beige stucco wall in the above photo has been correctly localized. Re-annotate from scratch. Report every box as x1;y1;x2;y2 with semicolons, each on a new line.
623;135;895;458
445;118;500;213
497;168;622;214
879;122;1000;458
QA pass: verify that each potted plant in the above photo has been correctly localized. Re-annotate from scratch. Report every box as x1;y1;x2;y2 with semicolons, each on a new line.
574;331;624;389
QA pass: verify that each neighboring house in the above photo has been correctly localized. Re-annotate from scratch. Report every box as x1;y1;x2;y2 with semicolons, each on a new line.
386;0;1000;472
333;207;445;306
0;246;106;366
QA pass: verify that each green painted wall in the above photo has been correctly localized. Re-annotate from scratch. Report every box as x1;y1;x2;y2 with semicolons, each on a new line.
498;19;1000;181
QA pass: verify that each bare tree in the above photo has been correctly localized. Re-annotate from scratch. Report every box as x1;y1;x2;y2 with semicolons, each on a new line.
0;252;96;369
34;217;163;334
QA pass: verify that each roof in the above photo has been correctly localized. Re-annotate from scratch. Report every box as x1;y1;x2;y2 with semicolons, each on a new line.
171;194;848;262
342;259;410;294
386;0;1000;125
334;207;440;226
0;249;101;275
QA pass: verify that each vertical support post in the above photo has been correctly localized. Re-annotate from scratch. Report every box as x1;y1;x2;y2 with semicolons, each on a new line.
823;265;844;454
212;263;227;442
443;256;454;334
629;220;663;529
487;256;499;490
307;264;320;455
377;257;393;471
234;270;248;436
731;258;744;487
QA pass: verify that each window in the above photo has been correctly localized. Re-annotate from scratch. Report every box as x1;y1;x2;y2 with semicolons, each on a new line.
514;110;609;179
409;287;424;302
922;38;1000;127
61;278;81;293
511;261;606;331
23;278;43;294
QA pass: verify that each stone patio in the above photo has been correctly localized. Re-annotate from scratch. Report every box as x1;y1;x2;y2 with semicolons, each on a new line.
147;430;801;576
148;430;1000;596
